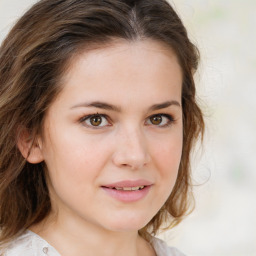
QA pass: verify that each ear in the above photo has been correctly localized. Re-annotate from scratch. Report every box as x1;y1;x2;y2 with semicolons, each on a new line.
17;127;44;164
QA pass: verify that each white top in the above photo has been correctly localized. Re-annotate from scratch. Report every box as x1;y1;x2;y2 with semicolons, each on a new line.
1;230;186;256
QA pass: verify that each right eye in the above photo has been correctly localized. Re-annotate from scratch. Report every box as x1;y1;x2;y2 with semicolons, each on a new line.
81;114;110;128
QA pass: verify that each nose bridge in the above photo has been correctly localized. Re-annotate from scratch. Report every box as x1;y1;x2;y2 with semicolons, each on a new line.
124;125;145;153
112;124;150;169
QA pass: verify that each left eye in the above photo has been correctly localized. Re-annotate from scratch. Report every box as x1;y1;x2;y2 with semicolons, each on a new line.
82;114;110;127
146;114;174;127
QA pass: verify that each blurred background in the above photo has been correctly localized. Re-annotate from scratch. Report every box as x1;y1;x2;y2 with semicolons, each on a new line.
0;0;255;255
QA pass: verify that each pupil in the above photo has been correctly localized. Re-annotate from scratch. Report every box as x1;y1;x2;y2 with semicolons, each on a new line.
90;116;102;126
151;115;162;125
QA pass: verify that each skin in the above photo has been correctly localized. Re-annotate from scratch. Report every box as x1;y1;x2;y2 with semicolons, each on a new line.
28;39;183;256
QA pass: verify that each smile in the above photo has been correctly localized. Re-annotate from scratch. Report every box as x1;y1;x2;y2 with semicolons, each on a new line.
111;186;145;191
101;180;152;202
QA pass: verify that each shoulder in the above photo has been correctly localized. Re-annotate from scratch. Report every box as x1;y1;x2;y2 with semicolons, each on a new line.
0;230;59;256
1;231;42;256
151;237;186;256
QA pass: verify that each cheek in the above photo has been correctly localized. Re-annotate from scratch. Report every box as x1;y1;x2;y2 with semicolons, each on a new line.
152;133;183;173
146;133;182;215
43;131;113;187
150;131;183;195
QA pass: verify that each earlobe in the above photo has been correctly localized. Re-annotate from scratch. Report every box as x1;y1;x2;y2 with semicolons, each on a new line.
17;128;44;164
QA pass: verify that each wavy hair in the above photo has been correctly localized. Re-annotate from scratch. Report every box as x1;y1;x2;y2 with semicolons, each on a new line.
0;0;204;244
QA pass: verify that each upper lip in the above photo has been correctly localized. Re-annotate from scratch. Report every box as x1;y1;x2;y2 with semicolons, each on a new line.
102;179;153;188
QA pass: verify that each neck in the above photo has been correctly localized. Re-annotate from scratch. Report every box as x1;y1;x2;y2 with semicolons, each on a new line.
30;211;156;256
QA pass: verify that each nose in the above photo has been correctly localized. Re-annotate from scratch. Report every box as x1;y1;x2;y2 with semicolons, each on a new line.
112;128;151;170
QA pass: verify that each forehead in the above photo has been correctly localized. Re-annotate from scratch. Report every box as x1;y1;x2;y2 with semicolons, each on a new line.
63;39;181;80
54;39;182;110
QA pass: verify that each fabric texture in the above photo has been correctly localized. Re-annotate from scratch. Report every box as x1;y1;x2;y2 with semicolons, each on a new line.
1;230;186;256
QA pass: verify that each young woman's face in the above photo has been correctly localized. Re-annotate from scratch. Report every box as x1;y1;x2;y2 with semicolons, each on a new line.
40;40;183;232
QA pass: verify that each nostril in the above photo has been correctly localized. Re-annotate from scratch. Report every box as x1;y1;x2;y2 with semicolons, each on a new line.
112;151;150;170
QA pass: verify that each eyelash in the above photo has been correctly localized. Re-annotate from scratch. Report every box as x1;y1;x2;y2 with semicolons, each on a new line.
79;113;110;129
145;114;175;128
79;113;175;129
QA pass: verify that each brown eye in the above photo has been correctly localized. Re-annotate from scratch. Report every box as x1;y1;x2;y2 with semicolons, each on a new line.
150;115;162;125
82;114;109;128
90;115;102;126
146;114;174;127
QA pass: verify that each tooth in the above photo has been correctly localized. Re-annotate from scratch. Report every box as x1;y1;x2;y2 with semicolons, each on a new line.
123;187;132;191
114;186;145;191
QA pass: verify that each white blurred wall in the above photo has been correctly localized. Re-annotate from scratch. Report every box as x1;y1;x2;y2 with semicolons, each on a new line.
1;0;256;255
164;1;256;256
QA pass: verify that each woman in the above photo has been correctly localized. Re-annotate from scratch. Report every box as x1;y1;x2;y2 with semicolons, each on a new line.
0;0;204;255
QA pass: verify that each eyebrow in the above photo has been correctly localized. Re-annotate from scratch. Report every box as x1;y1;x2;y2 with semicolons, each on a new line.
70;100;181;112
71;101;121;111
148;100;181;111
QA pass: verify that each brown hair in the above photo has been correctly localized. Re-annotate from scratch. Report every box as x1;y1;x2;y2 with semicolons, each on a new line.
0;0;204;244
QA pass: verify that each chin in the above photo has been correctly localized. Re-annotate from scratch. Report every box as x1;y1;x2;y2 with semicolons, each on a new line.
102;213;152;233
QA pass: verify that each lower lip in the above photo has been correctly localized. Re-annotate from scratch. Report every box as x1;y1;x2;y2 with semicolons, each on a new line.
101;186;151;202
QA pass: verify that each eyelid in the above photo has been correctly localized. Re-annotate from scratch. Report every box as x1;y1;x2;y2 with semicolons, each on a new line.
78;112;176;129
79;113;112;128
145;113;175;127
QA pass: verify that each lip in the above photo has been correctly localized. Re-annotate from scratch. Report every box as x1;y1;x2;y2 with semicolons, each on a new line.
101;179;153;203
103;179;153;188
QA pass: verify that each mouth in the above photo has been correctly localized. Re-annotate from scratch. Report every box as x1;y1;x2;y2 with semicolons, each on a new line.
103;186;146;191
101;180;152;202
